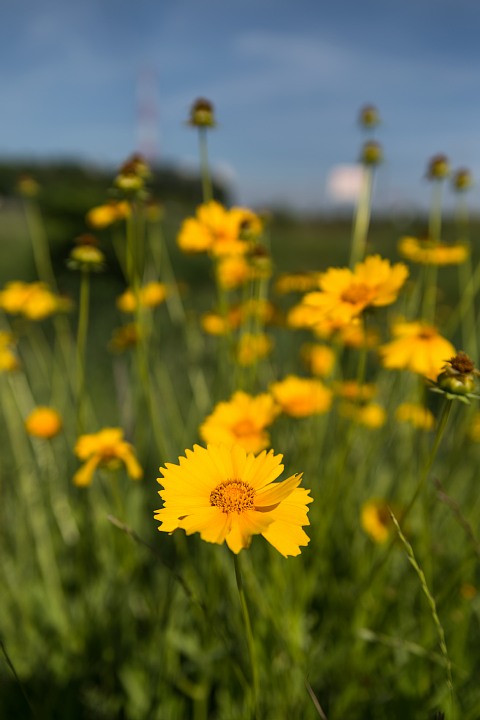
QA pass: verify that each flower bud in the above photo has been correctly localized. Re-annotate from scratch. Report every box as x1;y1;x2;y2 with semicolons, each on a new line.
358;104;380;130
452;168;473;192
188;98;216;128
426;154;450;181
360;140;383;166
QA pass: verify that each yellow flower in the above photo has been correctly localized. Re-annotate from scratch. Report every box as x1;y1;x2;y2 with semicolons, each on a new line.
73;428;142;487
216;255;252;289
86;201;130;229
301;343;336;377
275;272;321;295
270;375;332;417
0;281;69;320
155;444;312;556
296;255;408;329
177;201;262;256
339;402;386;428
380;321;455;381
199;391;279;454
361;499;392;543
399;236;468;265
109;323;140;352
333;380;377;402
117;282;167;313
25;407;62;439
237;333;273;366
0;332;19;372
395;402;434;430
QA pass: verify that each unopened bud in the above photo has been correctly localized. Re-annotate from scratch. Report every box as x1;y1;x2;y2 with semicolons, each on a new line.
188;98;216;128
358;104;380;130
361;140;383;166
427;154;450;181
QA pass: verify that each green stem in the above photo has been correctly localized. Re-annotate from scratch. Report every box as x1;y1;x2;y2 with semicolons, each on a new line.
76;270;90;435
198;128;213;203
349;166;373;268
233;553;258;719
422;181;443;322
23;198;56;289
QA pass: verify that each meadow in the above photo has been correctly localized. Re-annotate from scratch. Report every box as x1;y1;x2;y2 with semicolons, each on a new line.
0;104;480;720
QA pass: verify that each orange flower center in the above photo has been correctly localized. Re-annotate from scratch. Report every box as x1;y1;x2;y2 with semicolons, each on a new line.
341;283;372;306
210;479;255;513
232;419;257;438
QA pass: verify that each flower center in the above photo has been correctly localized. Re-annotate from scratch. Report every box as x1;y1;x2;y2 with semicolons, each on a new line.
232;419;256;438
210;479;255;514
341;283;371;306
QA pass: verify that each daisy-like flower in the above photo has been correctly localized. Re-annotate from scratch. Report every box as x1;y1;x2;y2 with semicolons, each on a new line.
237;332;273;366
0;281;70;321
216;255;252;290
73;428;142;487
86;200;130;229
270;375;332;418
379;321;455;381
361;499;393;543
117;282;168;313
199;391;279;454
155;444;312;556
339;401;386;429
301;343;336;378
25;407;62;439
395;402;434;430
274;271;320;295
294;255;408;329
333;380;377;402
177;201;262;256
399;236;468;265
0;332;19;372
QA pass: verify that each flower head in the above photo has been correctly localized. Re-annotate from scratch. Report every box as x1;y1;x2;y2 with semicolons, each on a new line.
380;321;455;381
339;401;386;429
177;201;262;256
427;154;450;181
399;236;468;266
270;375;332;418
0;281;69;320
188;98;216;128
361;499;393;543
117;282;168;313
395;402;434;430
237;332;273;366
296;255;408;329
155;444;312;556
86;201;130;229
431;351;480;402
73;428;142;487
199;391;279;454
25;407;62;439
0;332;19;372
301;343;336;378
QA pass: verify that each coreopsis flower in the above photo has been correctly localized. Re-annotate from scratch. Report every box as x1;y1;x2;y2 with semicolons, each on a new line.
177;201;262;256
301;343;336;378
332;380;377;402
452;168;473;193
270;375;332;418
335;321;380;348
427;154;450;180
73;428;142;487
0;332;19;372
188;98;216;128
295;255;408;329
155;443;312;556
398;236;468;265
114;154;150;194
109;323;140;353
216;255;253;290
361;140;383;166
395;402;434;430
237;332;273;366
199;391;279;454
431;352;480;403
67;235;106;272
25;407;62;439
339;401;386;429
86;200;131;229
379;321;455;381
117;282;168;313
358;104;380;130
274;271;320;295
201;312;232;336
0;281;70;320
361;499;393;543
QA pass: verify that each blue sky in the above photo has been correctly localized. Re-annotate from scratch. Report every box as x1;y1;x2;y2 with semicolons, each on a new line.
2;0;480;210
